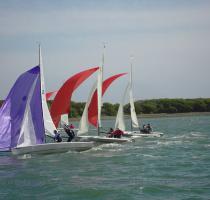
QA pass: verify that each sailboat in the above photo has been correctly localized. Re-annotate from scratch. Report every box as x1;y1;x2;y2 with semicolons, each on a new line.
76;70;132;144
0;48;94;155
115;58;164;138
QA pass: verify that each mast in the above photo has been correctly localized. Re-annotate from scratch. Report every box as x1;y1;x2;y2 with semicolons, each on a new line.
39;44;46;142
130;55;133;132
97;43;105;136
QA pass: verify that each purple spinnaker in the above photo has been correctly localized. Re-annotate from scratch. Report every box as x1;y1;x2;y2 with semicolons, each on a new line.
0;66;44;151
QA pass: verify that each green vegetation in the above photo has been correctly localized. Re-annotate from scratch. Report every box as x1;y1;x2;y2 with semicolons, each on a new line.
1;98;210;118
131;98;210;114
53;98;210;117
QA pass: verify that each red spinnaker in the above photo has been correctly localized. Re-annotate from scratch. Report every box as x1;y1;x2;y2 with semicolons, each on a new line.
88;73;127;127
50;67;99;127
46;91;57;100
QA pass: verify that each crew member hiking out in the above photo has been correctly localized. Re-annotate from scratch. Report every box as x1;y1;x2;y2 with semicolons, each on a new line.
64;124;75;142
54;130;62;142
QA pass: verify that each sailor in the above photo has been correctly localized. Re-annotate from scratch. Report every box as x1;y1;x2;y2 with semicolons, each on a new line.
54;130;62;142
69;124;75;129
106;128;114;138
141;124;148;134
64;124;75;142
146;124;152;133
112;128;124;138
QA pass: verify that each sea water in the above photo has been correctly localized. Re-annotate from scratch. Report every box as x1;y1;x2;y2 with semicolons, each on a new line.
0;115;210;200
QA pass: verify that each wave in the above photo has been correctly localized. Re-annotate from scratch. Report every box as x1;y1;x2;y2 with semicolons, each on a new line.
157;140;183;146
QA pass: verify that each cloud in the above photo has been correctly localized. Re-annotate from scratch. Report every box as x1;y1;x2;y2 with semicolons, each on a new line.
0;2;210;37
0;1;210;101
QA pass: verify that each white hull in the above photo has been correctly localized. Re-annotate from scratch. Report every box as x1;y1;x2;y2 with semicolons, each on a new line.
75;135;133;144
123;131;164;138
11;142;94;155
57;128;79;134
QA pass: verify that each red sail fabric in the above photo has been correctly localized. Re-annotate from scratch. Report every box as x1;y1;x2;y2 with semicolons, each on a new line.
50;67;99;127
88;73;127;127
46;91;57;100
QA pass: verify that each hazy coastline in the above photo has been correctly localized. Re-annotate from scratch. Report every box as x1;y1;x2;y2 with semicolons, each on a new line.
69;112;210;121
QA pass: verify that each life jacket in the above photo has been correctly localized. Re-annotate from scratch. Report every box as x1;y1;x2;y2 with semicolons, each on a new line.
113;129;124;137
69;124;75;129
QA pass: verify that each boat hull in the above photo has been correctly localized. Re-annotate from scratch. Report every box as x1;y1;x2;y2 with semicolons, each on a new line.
75;136;133;144
11;142;94;155
123;131;164;138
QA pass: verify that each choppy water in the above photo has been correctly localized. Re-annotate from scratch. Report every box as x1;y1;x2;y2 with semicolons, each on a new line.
0;115;210;200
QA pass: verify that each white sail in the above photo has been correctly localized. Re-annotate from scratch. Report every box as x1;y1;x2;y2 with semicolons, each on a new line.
129;56;139;128
97;67;103;128
129;86;139;128
115;83;130;131
78;81;97;135
17;77;38;147
60;114;69;126
39;45;56;137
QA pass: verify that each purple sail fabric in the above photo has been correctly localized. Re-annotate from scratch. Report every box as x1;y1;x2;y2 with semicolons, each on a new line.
0;66;44;150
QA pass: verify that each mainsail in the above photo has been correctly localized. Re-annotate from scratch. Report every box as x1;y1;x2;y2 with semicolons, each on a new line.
39;46;57;137
129;57;139;129
0;66;44;151
115;83;130;131
77;81;97;135
50;67;99;127
129;88;139;128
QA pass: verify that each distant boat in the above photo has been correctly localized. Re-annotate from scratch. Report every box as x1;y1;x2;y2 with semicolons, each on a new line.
115;58;164;138
0;47;93;155
115;83;163;138
76;70;131;144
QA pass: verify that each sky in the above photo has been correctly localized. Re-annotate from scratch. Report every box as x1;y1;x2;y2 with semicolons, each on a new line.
0;0;210;103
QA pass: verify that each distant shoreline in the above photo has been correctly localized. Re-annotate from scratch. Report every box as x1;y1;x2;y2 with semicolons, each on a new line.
69;112;210;121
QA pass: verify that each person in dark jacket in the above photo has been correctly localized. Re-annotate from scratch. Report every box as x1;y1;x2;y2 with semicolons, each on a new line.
146;124;152;133
54;130;62;142
64;124;75;142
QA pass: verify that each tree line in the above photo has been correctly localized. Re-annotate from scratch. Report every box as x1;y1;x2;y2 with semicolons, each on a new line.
50;98;210;118
1;98;210;118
